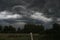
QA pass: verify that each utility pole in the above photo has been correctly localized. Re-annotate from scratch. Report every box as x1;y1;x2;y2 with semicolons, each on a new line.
30;32;33;40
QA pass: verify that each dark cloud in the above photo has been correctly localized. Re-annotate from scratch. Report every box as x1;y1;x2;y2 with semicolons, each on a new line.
27;0;60;18
0;0;60;29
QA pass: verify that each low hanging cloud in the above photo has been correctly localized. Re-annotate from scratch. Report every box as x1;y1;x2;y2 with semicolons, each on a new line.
0;10;56;29
30;12;53;29
0;0;60;30
0;6;58;29
0;11;22;19
30;12;53;22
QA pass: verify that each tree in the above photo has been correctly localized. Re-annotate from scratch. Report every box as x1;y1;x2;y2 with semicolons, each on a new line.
0;25;2;33
3;25;16;33
23;23;44;33
3;26;9;33
43;23;60;40
17;27;21;33
8;25;16;33
53;23;60;31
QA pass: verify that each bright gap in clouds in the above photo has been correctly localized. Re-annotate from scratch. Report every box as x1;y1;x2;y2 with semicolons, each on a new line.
0;11;22;19
30;12;53;22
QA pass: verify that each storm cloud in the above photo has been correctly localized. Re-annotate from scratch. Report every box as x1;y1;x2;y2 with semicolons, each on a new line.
0;0;60;29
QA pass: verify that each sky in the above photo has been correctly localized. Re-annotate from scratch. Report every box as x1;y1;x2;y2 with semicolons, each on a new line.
0;0;60;29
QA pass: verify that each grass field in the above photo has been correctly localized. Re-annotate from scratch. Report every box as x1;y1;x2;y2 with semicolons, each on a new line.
0;33;39;40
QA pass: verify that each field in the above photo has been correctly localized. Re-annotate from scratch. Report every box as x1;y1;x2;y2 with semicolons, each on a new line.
0;33;39;40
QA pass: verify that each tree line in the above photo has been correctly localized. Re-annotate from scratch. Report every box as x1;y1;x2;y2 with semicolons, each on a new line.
39;23;60;40
0;23;44;33
0;23;60;40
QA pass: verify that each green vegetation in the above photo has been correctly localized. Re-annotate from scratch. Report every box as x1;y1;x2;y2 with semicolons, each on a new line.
0;23;44;33
0;23;60;40
0;33;39;40
0;23;44;40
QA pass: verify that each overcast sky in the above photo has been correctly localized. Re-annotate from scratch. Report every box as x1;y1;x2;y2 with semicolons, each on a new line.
0;0;60;29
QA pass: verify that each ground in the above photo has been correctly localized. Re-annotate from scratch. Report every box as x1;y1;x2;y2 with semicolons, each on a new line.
0;33;39;40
